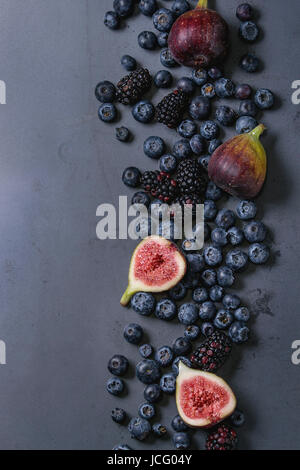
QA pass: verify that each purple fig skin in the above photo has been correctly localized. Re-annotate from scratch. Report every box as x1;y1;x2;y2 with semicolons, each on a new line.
208;125;267;200
168;3;229;68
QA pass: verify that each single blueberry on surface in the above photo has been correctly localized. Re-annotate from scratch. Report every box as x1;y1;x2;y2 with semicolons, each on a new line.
153;8;175;32
177;77;195;95
201;322;215;337
178;303;199;325
112;408;127;424
234;307;250;322
160;48;178;67
155;346;174;368
192;287;209;304
131;191;151;208
136;359;161;384
144;136;165;159
226;249;248;272
201;82;216;99
192;68;208;86
152;423;168;437
171;0;190;16
108;354;129;376
98;103;117;122
240;53;260;73
95;81;116;103
113;0;134;17
214;310;234;329
215;106;237;126
121;55;137;71
215;78;236;98
239;99;258;117
236;116;258;134
236;3;253;21
184;325;200;341
173;432;191;450
208;139;222;154
144;383;161;403
104;11;120;30
244;220;267;243
172;337;192;356
254;89;274;110
178;119;197;138
200;121;220;141
239;21;259;42
160;373;176;394
128;417;151;441
186;253;205;273
204;245;223;267
116;126;130;142
139;0;157;17
231;409;246;427
206;181;223;201
168;282;187;301
189;96;211;120
138;403;156;420
248;243;270;264
159;154;177;173
229;321;250;344
204;200;218;221
171;415;189;432
209;285;224;302
154;70;173;88
208;66;223;80
236;200;257;220
155;298;177;321
227;226;244;246
138;31;157;50
139;344;154;359
157;32;169;48
190;134;206;155
199;301;217;321
217;266;235;287
122;167;141;187
235;83;252;100
223;294;241;310
132;100;155;123
216;209;236;230
172;139;192;159
211;228;228;247
201;269;217;287
124;323;143;344
182;271;200;289
107;377;124;396
198;153;211;170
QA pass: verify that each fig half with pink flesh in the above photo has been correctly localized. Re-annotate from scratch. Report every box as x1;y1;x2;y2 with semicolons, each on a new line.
176;362;236;428
120;236;187;306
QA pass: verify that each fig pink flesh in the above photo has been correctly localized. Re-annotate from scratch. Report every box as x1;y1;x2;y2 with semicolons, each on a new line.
134;240;179;287
180;376;230;424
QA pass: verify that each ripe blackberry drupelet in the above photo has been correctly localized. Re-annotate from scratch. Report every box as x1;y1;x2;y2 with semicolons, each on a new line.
141;171;178;203
116;68;152;105
190;331;232;372
176;158;207;196
206;425;238;451
156;89;190;128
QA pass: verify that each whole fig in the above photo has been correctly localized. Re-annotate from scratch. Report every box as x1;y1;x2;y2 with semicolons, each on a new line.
168;0;229;68
208;124;267;199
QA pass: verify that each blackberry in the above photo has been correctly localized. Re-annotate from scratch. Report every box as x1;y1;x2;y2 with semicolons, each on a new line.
141;171;178;203
116;68;152;105
190;331;232;372
176;158;207;196
156;89;189;128
176;193;203;215
206;425;237;451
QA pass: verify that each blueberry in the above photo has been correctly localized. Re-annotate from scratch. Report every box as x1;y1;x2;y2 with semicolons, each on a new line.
186;253;205;273
171;415;188;432
254;89;274;110
112;408;126;424
113;0;134;18
205;182;223;201
160;373;176;394
201;82;216;99
122;167;141;187
184;325;200;341
239;99;258;117
227;226;244;246
201;322;215;337
124;323;143;345
138;31;157;50
244;220;267;243
135;216;155;239
104;11;120;30
230;409;246;427
131;191;151;208
95;81;116;103
155;298;177;321
199;301;216;321
200;121;220;141
173;432;190;450
216;209;236;229
198;155;210;171
178;303;199;325
138;403;156;420
215;78;235;98
160;48;177;67
223;294;241;310
172;357;192;376
240;53;260;73
153;8;175;32
121;54;137;71
157;32;169;47
236;116;258;134
178;119;197;138
236;3;253;21
172;139;192;158
201;269;217;287
217;266;235;287
236;200;257;220
214;310;234;329
159;154;177;173
190;134;206;155
154;70;173;88
108;354;129;376
155;346;174;367
204;245;223;267
235;83;252;100
248;243;270;264
168;282;187;301
128;417;151;441
192;287;209;304
107;377;124;396
177;77;195;95
215;106;237;126
144;383;161;403
98;103;117;122
182;271;200;289
171;0;190;16
189;96;211;120
157;219;180;241
208;66;223;80
239;21;259;42
132;100;155;123
234;307;250;322
204;200;217;221
139;0;157;17
144;136;165;159
226;249;248;271
150;199;170;219
113;444;132;450
192;68;208;86
116;126;130;142
139;344;154;358
211;228;227;247
136;359;161;384
229;321;250;344
208;139;222;154
152;423;168;437
172;337;192;356
209;285;224;302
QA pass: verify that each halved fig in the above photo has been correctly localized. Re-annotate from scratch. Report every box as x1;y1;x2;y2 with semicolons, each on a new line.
120;236;187;306
176;362;236;428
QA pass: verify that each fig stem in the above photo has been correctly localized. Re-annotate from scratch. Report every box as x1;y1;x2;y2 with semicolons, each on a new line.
197;0;208;9
249;124;267;140
120;286;134;306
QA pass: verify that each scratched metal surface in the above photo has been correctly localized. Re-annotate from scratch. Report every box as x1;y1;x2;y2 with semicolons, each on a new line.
0;0;299;449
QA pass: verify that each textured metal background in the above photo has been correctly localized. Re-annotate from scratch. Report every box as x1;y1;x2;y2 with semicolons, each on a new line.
0;0;299;449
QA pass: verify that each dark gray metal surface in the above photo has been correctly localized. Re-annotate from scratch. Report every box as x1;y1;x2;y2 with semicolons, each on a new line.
0;0;299;450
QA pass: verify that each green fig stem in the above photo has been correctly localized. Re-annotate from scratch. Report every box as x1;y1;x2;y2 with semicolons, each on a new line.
197;0;208;9
249;124;267;140
120;286;134;306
